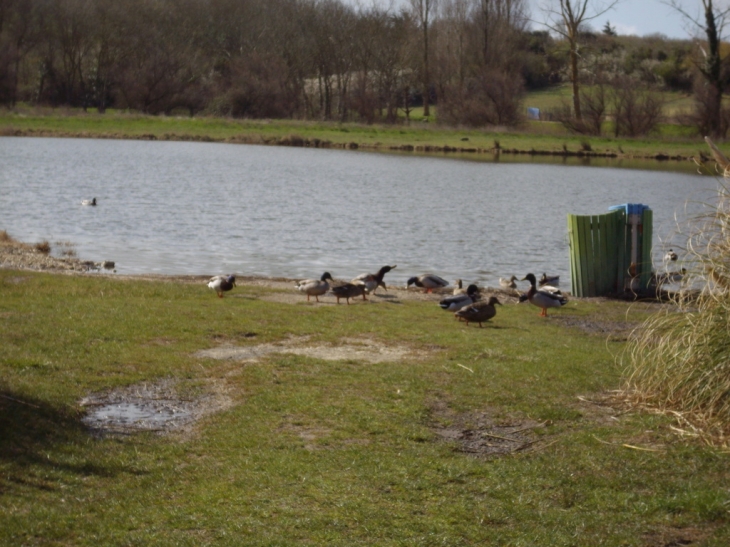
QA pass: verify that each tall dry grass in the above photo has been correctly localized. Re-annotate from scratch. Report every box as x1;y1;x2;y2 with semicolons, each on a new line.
622;137;730;446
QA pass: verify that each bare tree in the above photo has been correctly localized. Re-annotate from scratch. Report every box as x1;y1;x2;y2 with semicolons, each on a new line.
409;0;438;117
436;0;527;126
0;0;42;106
539;0;619;121
665;0;730;137
610;76;664;137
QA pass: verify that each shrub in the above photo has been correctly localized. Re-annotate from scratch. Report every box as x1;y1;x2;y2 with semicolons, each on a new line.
622;137;730;445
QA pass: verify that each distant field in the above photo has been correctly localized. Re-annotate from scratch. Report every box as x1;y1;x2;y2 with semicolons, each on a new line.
523;85;696;121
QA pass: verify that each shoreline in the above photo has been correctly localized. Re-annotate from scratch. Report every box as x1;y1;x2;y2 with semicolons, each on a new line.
0;233;526;302
2;127;696;163
2;232;673;304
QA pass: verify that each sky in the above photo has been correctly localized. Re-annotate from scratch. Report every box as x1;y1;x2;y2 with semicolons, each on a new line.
370;0;725;40
527;0;708;39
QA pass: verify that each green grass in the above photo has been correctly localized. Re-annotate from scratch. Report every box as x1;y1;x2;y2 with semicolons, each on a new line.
2;270;730;545
0;100;718;171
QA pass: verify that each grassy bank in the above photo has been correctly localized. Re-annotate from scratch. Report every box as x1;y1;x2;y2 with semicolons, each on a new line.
0;106;714;166
1;270;729;545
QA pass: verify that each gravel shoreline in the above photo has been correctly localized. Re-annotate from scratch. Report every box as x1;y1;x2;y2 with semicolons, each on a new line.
0;232;530;303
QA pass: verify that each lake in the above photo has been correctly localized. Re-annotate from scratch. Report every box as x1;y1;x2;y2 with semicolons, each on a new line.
0;136;720;289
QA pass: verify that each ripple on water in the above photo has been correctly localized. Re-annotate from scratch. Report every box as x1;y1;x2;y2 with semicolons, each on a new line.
0;137;715;287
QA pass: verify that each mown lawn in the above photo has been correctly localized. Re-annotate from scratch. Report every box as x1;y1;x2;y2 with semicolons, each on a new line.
1;270;729;546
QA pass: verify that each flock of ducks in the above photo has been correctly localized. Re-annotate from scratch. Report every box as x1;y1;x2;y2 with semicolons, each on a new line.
207;265;570;325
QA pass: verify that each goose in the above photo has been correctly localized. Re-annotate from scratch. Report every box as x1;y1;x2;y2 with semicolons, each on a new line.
455;296;501;327
331;282;366;304
499;275;518;290
439;284;480;313
406;274;449;293
295;272;333;302
351;265;397;296
81;198;97;206
538;273;559;287
520;273;567;317
664;249;678;262
207;274;236;298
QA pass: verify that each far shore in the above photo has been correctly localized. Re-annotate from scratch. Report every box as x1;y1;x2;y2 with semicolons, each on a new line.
0;109;717;171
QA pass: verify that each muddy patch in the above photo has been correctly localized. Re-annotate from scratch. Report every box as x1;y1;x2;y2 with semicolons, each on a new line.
195;336;431;364
79;378;233;436
429;400;546;457
552;315;639;340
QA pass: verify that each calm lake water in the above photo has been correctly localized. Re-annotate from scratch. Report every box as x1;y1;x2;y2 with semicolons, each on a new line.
0;136;720;289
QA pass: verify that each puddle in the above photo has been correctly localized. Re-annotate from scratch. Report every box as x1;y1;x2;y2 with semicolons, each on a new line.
79;378;233;436
82;401;192;432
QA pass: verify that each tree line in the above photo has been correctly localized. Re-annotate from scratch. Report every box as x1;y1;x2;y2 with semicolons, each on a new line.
0;0;723;135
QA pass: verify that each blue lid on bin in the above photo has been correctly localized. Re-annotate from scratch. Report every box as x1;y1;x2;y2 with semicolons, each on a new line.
608;203;651;215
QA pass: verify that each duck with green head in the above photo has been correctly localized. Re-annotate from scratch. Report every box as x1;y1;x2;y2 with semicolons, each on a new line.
296;272;333;302
407;274;449;293
208;274;236;298
520;273;567;317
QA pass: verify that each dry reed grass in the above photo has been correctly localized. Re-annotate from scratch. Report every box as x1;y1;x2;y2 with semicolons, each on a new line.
621;137;730;447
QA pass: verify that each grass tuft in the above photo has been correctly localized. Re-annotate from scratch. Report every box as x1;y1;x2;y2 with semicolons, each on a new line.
622;142;730;446
34;240;51;254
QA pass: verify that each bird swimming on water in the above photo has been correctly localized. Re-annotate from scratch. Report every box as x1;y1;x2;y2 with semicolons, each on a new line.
81;198;97;206
664;249;678;262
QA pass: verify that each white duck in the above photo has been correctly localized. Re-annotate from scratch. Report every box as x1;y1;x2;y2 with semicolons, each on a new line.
208;274;236;298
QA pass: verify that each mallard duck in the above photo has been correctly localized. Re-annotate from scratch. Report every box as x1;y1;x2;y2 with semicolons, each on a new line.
351;265;397;296
538;273;559;287
81;198;97;206
207;274;236;298
499;275;518;290
295;272;333;302
439;284;480;312
664;249;678;262
520;273;567;317
331;282;366;304
406;274;449;293
455;296;501;327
